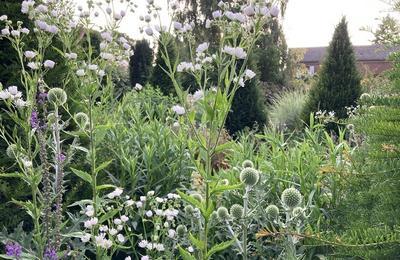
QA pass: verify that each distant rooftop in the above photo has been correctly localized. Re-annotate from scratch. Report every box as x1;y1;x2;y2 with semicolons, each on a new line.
297;45;400;63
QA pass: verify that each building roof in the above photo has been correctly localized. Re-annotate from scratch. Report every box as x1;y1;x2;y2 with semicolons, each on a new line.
298;45;400;63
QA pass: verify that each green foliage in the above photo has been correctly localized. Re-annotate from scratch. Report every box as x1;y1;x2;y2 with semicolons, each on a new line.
129;39;153;86
269;90;307;131
303;17;362;120
151;33;177;96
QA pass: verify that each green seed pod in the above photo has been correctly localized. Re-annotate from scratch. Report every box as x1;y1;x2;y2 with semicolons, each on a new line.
48;88;67;106
6;144;18;158
242;159;254;168
176;225;187;237
281;188;302;209
230;204;244;219
217;207;229;220
75;112;89;128
191;193;203;202
292;207;306;221
184;205;194;215
266;205;279;219
239;167;259;187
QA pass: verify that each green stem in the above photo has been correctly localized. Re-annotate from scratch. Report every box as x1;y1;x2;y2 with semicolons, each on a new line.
242;187;249;260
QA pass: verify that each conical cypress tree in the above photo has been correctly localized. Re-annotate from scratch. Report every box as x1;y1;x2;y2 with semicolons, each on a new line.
303;17;361;120
226;58;267;135
151;33;177;96
129;39;153;86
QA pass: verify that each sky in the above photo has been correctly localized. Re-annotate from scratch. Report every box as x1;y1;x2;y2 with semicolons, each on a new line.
79;0;394;48
283;0;392;47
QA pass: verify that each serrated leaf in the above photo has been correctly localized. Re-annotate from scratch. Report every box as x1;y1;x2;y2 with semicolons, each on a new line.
189;233;205;250
178;246;196;260
70;168;92;184
205;239;235;259
210;183;243;196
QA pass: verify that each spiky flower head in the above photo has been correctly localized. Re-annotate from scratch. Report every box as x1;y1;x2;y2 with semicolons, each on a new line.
184;205;194;215
217;206;229;220
242;159;254;168
292;207;306;221
75;112;89;128
230;204;244;219
281;188;302;209
47;88;67;106
240;167;259;187
266;205;279;220
176;225;187;237
6;144;18;158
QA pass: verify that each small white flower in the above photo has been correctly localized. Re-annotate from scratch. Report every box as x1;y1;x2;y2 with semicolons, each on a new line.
20;28;29;34
98;70;105;78
44;60;55;69
8;86;19;96
11;30;20;37
147;190;155;196
145;210;153;217
36;20;48;31
172;105;185;115
155;209;163;216
141;256;150;260
155;243;165;251
140;196;146;202
136;201;143;208
0;15;7;21
0;90;11;100
24;51;36;59
134;83;143;91
101;31;112;42
47;25;58;34
205;19;212;29
99;225;108;232
126;199;134;206
109;228;118;236
243;5;255;16
245;69;256;80
66;52;78;59
173;21;182;30
81;233;91;243
76;69;85;76
138;240;148;248
117;234;125;243
121;215;129;222
114;218;122;225
84;217;98;229
270;6;280;17
168;229;176;238
196;42;209;54
188;246;194;252
155;197;164;203
88;64;98;70
192;90;204;102
27;62;39;70
212;10;222;19
1;28;10;35
125;257;131;260
14;99;27;108
145;27;153;36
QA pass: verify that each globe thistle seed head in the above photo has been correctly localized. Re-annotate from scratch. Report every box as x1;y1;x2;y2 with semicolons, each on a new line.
242;159;254;168
281;188;302;209
184;205;194;215
47;88;67;106
230;204;244;219
191;193;202;202
217;206;229;220
240;167;259;187
266;205;279;220
292;207;306;221
75;112;89;128
6;144;18;158
176;225;187;237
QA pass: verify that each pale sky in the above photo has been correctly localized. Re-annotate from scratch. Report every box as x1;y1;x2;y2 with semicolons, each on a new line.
77;0;394;48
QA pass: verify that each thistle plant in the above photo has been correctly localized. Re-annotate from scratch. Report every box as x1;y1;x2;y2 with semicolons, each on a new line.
142;1;282;258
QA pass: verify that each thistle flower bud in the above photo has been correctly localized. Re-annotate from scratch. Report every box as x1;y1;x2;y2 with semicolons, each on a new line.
75;112;89;128
6;144;18;158
176;225;187;237
292;207;306;221
48;88;67;106
241;159;254;168
281;188;302;209
266;205;279;220
184;205;194;215
217;207;229;220
240;167;259;187
230;204;244;219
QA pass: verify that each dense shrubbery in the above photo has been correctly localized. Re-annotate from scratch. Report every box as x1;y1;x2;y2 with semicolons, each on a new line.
0;0;399;259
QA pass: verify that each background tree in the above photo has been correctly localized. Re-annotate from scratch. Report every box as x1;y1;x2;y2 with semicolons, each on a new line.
303;17;361;120
151;33;178;96
129;39;153;86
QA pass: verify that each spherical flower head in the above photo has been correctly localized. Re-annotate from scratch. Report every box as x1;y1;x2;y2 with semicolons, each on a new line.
217;206;229;220
292;206;306;221
241;159;254;168
75;112;89;128
48;88;67;106
230;204;244;219
184;205;194;215
176;224;187;237
266;204;279;220
240;167;259;187
6;144;18;158
281;187;302;209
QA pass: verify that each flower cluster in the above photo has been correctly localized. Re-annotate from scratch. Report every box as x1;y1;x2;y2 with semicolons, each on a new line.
0;85;27;108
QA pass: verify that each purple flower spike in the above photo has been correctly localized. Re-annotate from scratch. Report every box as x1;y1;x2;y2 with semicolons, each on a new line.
44;246;58;260
58;153;66;163
38;92;48;104
30;110;39;129
5;242;22;258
